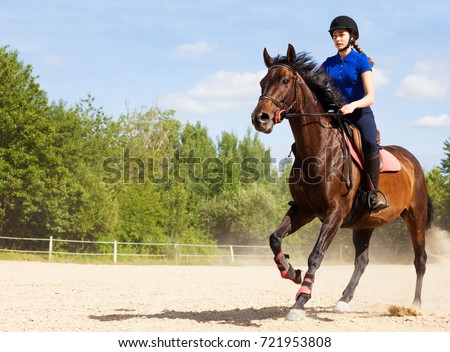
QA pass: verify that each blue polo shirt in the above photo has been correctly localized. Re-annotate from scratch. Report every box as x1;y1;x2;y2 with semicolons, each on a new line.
322;49;372;103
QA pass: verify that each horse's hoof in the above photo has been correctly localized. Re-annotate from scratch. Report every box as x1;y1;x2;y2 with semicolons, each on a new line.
333;301;350;313
285;309;306;321
412;300;422;309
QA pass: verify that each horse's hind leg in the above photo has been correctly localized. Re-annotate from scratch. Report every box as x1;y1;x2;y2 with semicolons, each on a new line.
270;203;314;284
334;228;374;312
402;209;427;308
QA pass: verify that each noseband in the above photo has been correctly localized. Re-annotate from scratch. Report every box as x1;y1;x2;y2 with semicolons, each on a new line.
258;64;306;124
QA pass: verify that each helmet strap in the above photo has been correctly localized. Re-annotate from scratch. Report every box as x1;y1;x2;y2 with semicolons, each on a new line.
338;38;353;52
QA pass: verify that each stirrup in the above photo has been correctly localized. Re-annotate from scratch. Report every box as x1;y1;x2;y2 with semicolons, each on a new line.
368;189;389;213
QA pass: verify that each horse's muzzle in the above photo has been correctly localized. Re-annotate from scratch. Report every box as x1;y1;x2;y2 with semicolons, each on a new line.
251;110;273;133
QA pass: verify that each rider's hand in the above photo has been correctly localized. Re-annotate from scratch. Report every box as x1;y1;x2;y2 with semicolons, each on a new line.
339;103;357;115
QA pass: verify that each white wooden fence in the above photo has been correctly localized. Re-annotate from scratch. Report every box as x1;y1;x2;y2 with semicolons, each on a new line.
0;236;273;264
0;236;412;264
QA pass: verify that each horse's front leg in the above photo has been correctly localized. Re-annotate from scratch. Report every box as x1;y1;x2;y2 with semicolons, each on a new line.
286;210;344;321
270;203;314;284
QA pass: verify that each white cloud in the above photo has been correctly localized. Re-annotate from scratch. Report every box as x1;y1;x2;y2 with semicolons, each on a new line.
41;55;63;65
373;67;390;89
160;67;394;117
414;113;450;127
160;70;266;114
396;61;450;100
171;41;217;60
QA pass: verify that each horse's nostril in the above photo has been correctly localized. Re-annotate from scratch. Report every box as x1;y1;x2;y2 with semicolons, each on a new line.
259;112;270;121
251;110;272;128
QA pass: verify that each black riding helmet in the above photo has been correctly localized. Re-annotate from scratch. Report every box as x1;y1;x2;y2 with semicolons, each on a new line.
328;15;359;41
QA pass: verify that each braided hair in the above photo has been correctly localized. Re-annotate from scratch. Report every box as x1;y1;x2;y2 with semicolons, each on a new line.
352;40;375;67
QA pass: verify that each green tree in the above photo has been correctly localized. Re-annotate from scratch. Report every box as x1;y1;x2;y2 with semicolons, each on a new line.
237;128;274;185
0;46;58;239
115;182;164;244
47;99;119;242
422;139;450;228
216;131;240;191
205;183;281;244
2;43;345;252
426;168;450;228
116;107;181;184
175;122;216;192
441;139;450;175
119;106;180;156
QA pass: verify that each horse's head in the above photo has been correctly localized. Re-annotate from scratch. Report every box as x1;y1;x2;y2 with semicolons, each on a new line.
251;44;299;134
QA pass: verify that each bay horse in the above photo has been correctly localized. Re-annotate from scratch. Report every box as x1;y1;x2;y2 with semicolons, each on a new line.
251;44;433;321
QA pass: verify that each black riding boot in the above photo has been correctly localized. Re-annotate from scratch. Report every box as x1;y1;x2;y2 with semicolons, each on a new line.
364;151;388;213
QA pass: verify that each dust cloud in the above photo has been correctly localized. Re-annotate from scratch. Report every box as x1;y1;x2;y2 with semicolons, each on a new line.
426;226;450;264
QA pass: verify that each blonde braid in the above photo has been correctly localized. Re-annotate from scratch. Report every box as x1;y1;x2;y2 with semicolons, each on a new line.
352;41;375;67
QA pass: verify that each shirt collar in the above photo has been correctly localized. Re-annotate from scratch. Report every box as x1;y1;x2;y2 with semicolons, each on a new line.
339;48;356;61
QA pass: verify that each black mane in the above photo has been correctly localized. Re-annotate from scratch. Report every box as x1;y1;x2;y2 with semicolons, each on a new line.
272;52;346;109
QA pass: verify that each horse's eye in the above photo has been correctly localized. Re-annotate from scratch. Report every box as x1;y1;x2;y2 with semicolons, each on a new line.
282;78;290;85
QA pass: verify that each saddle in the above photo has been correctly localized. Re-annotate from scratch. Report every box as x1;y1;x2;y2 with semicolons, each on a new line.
288;119;401;227
340;121;400;227
289;121;401;173
342;122;401;172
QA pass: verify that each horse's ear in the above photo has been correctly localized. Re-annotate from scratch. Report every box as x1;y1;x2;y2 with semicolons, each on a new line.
263;48;273;68
287;44;296;64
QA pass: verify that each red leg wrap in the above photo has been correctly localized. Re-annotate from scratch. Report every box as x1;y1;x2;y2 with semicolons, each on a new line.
295;272;314;300
274;251;302;284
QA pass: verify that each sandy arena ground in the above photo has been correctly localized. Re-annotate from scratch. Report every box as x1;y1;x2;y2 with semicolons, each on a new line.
1;261;449;332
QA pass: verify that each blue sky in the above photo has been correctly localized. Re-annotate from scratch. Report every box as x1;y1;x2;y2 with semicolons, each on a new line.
1;0;449;170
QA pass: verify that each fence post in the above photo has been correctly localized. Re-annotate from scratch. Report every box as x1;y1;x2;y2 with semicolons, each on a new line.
48;236;53;261
174;244;180;263
229;245;235;263
113;241;117;264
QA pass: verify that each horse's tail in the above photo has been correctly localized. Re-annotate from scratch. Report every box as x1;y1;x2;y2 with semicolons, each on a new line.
426;195;434;229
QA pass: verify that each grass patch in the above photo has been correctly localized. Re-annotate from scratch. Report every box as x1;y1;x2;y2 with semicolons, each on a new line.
0;251;269;266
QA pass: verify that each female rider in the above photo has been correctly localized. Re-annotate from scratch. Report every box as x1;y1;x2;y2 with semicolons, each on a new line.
322;15;388;213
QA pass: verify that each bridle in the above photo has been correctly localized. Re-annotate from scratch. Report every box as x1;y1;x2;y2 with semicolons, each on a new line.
258;64;306;124
258;63;341;124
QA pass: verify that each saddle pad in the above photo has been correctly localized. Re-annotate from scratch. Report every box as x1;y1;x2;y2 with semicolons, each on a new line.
344;133;401;172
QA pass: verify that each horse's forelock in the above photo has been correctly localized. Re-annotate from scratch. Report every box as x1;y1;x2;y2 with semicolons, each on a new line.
272;52;345;109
